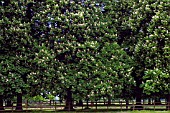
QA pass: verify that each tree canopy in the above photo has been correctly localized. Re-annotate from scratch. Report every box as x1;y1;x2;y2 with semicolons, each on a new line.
0;0;169;111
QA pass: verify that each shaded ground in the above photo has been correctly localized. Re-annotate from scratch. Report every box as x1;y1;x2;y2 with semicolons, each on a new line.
1;110;170;113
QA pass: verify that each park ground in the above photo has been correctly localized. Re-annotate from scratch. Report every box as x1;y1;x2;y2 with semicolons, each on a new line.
29;111;170;113
2;111;170;113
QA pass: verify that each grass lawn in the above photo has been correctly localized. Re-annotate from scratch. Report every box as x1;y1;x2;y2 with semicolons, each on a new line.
8;111;169;113
127;111;170;113
49;111;168;113
2;111;170;113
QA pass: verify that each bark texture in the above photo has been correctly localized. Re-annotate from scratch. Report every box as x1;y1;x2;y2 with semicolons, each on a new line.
64;88;74;111
167;94;170;110
0;95;4;110
6;100;12;107
15;93;23;110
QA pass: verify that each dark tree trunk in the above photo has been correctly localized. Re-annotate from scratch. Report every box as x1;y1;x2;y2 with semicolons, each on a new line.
155;97;161;105
166;94;170;110
135;76;142;105
108;95;111;105
64;88;74;111
148;98;151;105
136;92;142;105
0;95;4;110
135;83;143;110
126;100;129;110
59;94;63;103
84;99;90;109
76;100;83;106
6;100;12;107
49;100;51;105
15;93;23;111
133;72;143;110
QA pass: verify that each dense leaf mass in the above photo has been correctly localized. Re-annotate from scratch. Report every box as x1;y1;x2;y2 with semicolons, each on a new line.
0;0;169;110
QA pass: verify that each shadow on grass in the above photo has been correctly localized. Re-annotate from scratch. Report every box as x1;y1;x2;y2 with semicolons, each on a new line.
0;109;169;113
0;109;130;113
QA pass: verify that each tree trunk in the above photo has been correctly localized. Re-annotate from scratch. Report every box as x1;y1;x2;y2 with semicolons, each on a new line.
134;77;143;110
148;98;151;105
166;94;170;110
135;86;143;110
64;88;74;111
126;100;129;110
84;99;90;109
155;97;161;105
15;93;23;111
0;95;4;110
108;95;111;105
59;94;63;103
135;79;142;105
132;68;144;110
50;100;51;106
76;100;83;106
6;100;12;107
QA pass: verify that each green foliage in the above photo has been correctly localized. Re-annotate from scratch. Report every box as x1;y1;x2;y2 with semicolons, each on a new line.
47;94;55;100
142;69;170;95
0;0;169;103
32;95;45;102
129;0;169;97
0;0;41;98
101;0;170;99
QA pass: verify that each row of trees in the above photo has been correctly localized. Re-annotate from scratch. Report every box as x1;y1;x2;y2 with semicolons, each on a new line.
0;0;169;111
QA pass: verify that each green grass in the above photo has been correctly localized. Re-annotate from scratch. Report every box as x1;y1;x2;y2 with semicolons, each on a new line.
8;111;170;113
3;111;170;113
127;111;170;113
29;111;170;113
